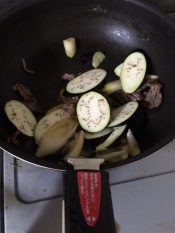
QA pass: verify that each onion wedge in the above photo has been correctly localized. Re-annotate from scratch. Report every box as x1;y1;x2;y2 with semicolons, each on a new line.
34;108;70;145
64;130;85;160
36;118;78;157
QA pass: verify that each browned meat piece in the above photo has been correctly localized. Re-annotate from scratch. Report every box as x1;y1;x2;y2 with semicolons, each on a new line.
12;84;41;112
61;142;71;155
67;96;79;103
142;81;162;108
22;58;35;74
62;73;76;81
113;80;162;109
59;90;79;116
7;130;21;145
62;72;82;81
62;102;76;116
98;90;120;109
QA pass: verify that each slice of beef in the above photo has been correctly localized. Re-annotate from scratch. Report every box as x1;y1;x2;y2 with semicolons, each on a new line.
113;80;162;109
62;73;76;81
62;96;79;116
62;72;81;81
12;84;42;112
7;130;21;145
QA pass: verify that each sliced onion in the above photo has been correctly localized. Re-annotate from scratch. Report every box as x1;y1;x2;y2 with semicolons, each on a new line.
95;145;128;162
127;129;140;156
64;130;85;161
36;118;78;157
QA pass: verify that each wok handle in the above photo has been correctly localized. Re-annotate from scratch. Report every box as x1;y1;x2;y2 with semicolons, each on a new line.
63;170;116;233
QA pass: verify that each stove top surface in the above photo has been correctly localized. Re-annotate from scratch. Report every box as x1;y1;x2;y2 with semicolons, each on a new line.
2;137;175;233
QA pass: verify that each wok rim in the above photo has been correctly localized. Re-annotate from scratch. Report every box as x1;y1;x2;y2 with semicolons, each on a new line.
0;0;175;171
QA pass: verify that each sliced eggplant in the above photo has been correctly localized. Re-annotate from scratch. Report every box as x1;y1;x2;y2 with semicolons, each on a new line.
100;80;122;95
76;91;110;133
108;101;138;127
5;100;37;137
63;37;76;58
34;108;70;144
120;52;146;93
114;63;123;76
92;51;106;68
66;69;107;94
84;127;113;139
45;103;63;115
36;118;78;157
96;125;127;151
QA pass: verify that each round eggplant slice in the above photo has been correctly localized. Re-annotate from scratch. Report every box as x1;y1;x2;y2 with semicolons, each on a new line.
66;69;107;94
4;100;37;137
76;91;110;133
108;101;138;127
120;52;146;93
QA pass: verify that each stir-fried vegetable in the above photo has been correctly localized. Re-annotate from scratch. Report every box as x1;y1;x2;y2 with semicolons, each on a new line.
96;125;127;151
5;47;163;164
66;69;107;94
127;129;140;156
5;100;37;137
120;52;147;93
45;103;63;115
100;80;122;95
76;91;110;132
63;37;76;58
108;102;138;127
36;118;78;157
114;63;123;77
64;130;85;160
95;145;129;162
84;128;113;139
34;108;70;145
92;51;106;68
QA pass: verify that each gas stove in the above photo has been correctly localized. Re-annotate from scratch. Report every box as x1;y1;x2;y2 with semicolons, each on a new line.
1;2;175;233
2;137;175;233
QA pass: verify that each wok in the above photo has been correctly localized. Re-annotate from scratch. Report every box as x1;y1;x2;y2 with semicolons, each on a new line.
1;0;175;232
0;0;175;171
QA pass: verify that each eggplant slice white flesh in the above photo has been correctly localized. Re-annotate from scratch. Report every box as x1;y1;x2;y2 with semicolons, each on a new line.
92;51;106;68
76;91;110;133
114;63;123;77
5;100;37;137
108;101;138;127
66;69;107;94
96;124;127;151
84;127;113;139
120;52;146;93
63;37;76;58
100;80;122;95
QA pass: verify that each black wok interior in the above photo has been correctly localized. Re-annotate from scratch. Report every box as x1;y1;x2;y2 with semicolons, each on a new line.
0;0;175;171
